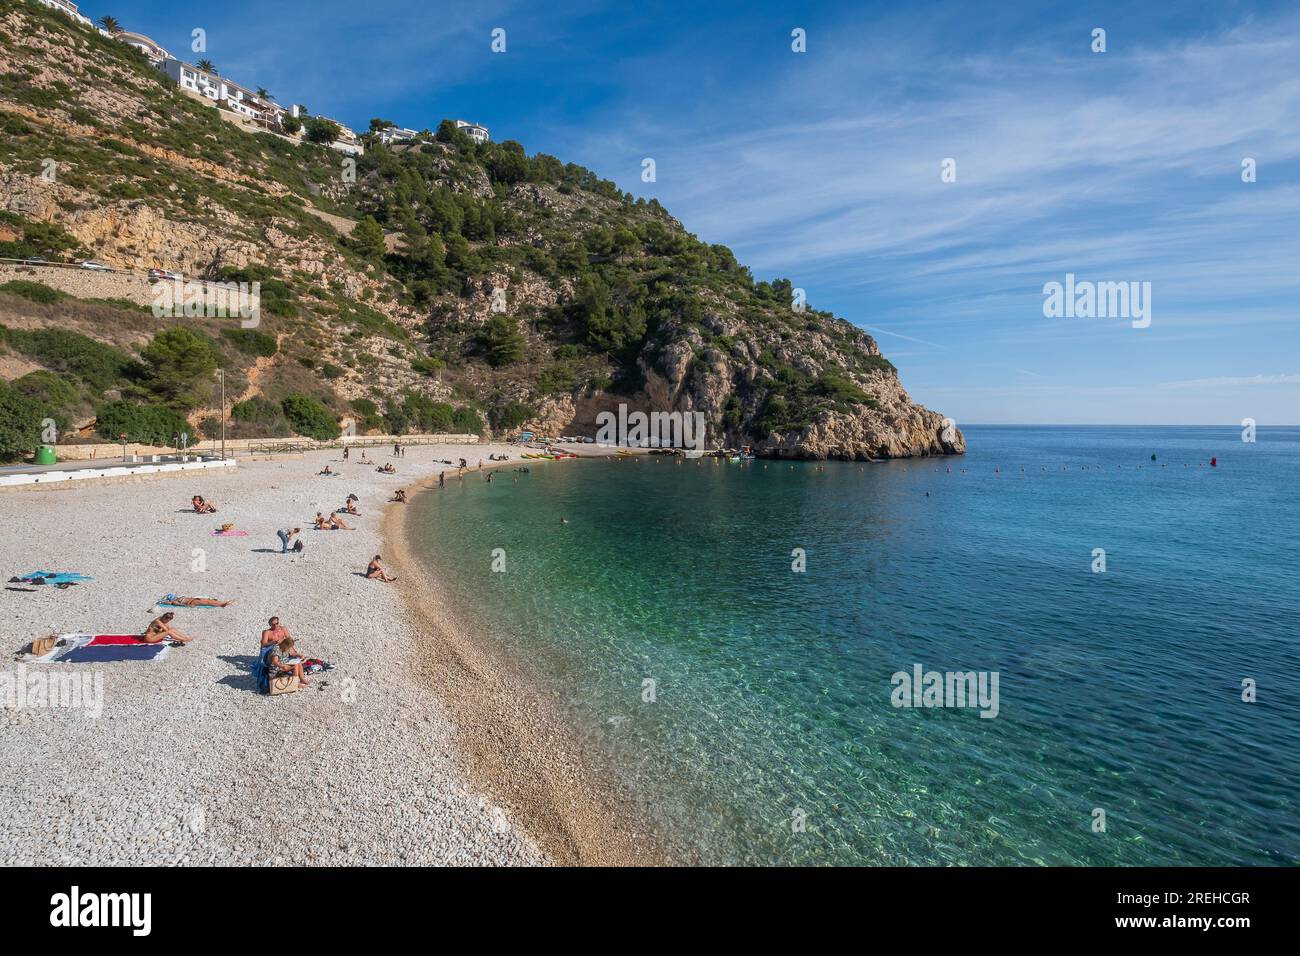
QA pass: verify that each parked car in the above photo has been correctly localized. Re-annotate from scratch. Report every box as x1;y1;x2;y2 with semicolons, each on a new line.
20;256;47;265
80;260;111;271
149;268;183;280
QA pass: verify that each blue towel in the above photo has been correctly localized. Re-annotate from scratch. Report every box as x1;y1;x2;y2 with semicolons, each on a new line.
19;570;94;584
59;644;168;664
252;644;277;694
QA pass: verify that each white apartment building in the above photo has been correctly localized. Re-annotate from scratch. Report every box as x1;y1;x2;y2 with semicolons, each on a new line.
161;59;280;125
454;119;490;144
36;0;93;27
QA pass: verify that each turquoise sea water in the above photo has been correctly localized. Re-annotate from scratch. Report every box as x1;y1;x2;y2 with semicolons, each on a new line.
409;426;1300;865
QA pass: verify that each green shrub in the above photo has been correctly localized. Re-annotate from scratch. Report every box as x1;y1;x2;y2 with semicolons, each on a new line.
451;406;483;435
222;328;278;357
11;369;77;409
0;325;141;391
280;393;339;440
231;396;282;424
141;326;218;407
0;383;46;462
304;118;342;144
0;213;83;260
488;402;533;432
94;401;192;445
0;280;64;303
480;314;526;367
381;398;409;435
198;415;223;440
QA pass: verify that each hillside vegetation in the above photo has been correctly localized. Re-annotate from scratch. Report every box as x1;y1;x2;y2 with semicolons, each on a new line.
0;0;964;461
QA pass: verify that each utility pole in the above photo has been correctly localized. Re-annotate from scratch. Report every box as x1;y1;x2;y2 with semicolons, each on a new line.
219;368;227;460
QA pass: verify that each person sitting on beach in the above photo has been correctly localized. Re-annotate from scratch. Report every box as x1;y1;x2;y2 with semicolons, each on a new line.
261;616;293;649
377;463;396;474
142;611;192;645
257;635;310;691
163;595;233;608
191;495;217;514
339;494;361;516
365;555;396;582
391;489;407;503
319;465;334;476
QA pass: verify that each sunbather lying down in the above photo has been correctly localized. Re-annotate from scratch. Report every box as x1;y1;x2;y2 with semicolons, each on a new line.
142;612;193;645
161;595;233;607
315;512;354;530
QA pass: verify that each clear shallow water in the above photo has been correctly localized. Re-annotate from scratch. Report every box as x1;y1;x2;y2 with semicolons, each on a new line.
410;427;1300;865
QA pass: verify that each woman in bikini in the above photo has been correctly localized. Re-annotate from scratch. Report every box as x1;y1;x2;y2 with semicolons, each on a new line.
163;596;232;608
192;496;217;514
142;612;193;644
315;511;353;531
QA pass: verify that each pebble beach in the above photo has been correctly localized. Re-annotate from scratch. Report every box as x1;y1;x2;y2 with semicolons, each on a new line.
0;443;569;866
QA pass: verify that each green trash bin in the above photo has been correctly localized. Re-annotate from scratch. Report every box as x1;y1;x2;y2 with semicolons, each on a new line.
34;445;57;465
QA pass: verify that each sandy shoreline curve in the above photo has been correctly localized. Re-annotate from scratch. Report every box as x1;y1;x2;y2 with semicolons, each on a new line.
384;457;677;866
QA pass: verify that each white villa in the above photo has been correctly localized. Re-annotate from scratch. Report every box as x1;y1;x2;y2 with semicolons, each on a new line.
36;0;93;27
376;127;421;146
454;119;490;144
115;30;172;66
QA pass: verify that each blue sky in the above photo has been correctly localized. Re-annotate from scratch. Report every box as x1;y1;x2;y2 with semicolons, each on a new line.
92;0;1299;424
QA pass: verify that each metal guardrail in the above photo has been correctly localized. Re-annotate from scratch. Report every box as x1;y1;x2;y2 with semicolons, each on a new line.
0;256;155;277
243;434;480;455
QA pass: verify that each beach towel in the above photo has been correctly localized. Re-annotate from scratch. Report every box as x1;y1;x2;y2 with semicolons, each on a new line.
14;571;94;585
253;644;277;694
211;530;249;537
28;634;169;663
86;634;150;646
156;595;222;609
59;643;169;664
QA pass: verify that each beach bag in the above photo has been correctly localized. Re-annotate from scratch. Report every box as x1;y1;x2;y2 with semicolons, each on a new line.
268;672;300;696
292;540;304;553
29;635;56;656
